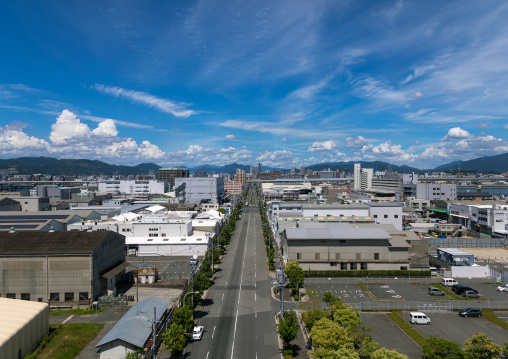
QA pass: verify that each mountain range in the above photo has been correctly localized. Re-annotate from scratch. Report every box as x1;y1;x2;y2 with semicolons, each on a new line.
0;152;507;176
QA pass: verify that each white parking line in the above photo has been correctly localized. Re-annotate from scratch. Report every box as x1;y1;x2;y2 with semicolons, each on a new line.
212;326;216;338
222;293;224;301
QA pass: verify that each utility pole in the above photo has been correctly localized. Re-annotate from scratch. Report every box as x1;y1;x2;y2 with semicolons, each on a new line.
191;262;196;308
276;259;286;318
152;307;157;359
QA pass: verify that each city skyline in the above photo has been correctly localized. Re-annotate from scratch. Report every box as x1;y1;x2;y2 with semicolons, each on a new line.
1;1;508;169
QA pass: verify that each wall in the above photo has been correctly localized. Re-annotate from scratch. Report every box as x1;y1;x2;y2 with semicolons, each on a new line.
92;232;126;298
450;265;489;278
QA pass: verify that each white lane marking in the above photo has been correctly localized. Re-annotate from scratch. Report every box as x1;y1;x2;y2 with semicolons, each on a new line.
222;293;224;301
231;211;249;359
217;308;221;317
212;326;216;338
255;293;257;301
206;352;209;359
62;315;74;324
225;281;227;288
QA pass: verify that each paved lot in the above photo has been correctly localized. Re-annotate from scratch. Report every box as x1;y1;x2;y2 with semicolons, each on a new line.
127;255;193;280
361;313;422;359
305;282;372;304
410;312;508;347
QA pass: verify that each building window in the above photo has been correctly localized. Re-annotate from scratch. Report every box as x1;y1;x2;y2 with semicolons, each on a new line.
330;262;337;267
122;228;131;232
384;215;388;218
79;292;89;301
6;293;16;299
341;263;347;270
401;266;408;270
350;263;357;270
373;215;378;218
149;228;158;231
65;292;74;302
361;263;367;270
21;293;30;301
394;215;399;218
50;293;60;302
161;233;166;236
38;298;43;302
374;253;379;260
149;233;158;237
315;253;320;260
297;253;301;260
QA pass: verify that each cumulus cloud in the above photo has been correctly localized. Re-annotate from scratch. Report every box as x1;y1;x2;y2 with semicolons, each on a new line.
0;127;50;156
94;84;198;118
307;140;337;152
50;109;91;143
359;141;416;162
256;150;296;167
441;127;471;141
92;119;118;137
225;134;236;139
345;136;368;149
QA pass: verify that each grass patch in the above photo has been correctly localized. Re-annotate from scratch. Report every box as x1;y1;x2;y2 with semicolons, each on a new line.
26;323;104;359
386;311;427;348
481;309;508;331
49;308;104;316
430;283;485;301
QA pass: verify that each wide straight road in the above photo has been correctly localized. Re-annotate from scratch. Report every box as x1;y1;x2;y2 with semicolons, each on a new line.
185;195;280;359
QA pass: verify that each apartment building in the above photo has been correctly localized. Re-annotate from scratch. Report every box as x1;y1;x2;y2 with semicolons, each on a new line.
155;167;189;190
236;168;246;185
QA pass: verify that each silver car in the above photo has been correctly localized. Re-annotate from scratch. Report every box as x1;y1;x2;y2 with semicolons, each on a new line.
463;290;479;298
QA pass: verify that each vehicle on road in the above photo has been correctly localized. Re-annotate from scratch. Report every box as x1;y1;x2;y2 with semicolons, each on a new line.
190;255;199;266
458;308;482;317
409;312;431;325
463;290;480;298
442;278;458;287
192;326;204;340
497;284;508;292
428;286;445;296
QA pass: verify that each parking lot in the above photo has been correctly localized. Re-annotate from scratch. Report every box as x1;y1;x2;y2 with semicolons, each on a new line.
304;282;373;304
409;312;508;347
127;255;194;280
361;313;422;358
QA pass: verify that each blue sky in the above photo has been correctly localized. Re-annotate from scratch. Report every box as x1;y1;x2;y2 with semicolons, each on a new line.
1;0;508;170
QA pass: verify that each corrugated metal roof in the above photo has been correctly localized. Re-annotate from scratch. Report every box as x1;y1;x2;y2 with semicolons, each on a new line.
298;222;352;230
389;237;411;248
96;296;170;348
285;227;391;240
0;231;123;255
0;298;48;347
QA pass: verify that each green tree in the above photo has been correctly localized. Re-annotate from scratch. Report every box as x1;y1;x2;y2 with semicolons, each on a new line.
277;310;299;348
310;318;354;352
284;261;304;290
162;323;187;355
301;308;329;331
421;336;463;359
171;305;194;333
371;348;408;359
310;347;360;359
463;333;503;359
322;291;338;307
503;343;508;358
125;349;144;359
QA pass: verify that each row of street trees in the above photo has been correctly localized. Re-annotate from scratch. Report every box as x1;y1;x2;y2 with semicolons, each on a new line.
258;191;275;270
161;189;248;357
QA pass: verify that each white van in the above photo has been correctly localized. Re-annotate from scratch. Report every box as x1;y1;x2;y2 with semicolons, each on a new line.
429;267;438;276
190;255;199;266
442;278;458;287
409;312;431;325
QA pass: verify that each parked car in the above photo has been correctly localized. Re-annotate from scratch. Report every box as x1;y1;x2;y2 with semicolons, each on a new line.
452;285;475;295
463;290;480;298
497;284;508;292
428;286;445;296
409;312;431;325
458;308;482;317
192;326;204;340
442;278;458;287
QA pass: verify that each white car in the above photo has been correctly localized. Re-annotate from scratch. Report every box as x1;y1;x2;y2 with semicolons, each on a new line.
497;284;508;292
192;326;204;340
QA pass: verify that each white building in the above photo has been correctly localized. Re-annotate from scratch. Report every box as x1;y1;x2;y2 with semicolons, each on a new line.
98;180;168;197
353;163;373;190
449;202;508;237
174;177;224;204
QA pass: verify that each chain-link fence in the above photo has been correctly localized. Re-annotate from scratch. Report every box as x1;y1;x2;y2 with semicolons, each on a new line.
347;300;508;311
429;237;507;248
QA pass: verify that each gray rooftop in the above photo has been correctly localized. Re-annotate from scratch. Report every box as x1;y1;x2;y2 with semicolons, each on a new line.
285;227;391;241
96;296;170;348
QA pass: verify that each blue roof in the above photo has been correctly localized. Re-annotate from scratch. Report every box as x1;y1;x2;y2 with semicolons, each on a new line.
96;296;170;348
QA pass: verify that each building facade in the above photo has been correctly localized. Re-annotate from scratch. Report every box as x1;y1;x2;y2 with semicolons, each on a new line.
98;180;168;197
155;167;189;190
174;177;224;204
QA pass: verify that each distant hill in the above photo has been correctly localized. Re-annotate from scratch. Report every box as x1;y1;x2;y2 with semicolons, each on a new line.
190;163;284;175
433;153;508;173
0;157;161;176
306;161;421;174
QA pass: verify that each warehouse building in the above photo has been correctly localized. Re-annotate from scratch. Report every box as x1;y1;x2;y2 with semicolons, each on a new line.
0;297;49;359
0;231;126;305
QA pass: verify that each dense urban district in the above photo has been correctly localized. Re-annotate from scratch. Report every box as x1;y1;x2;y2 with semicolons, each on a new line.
2;162;508;359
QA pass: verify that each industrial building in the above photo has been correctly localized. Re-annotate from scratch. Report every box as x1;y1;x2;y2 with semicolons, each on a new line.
281;222;410;271
0;231;126;304
0;210;103;231
174;177;224;204
0;297;49;359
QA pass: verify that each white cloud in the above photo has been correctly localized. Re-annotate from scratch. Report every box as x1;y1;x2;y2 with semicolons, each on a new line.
345;136;368;149
410;91;423;98
225;134;236;139
281;138;287;142
92;119;118;137
256;150;296;168
441;127;471;141
402;63;437;84
50;109;91;143
504;124;508;130
443;89;458;96
0;127;50;156
359;141;416;162
307;140;336;152
94;84;199;118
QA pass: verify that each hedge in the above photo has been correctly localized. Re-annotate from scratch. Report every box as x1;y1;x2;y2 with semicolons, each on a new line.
304;270;431;278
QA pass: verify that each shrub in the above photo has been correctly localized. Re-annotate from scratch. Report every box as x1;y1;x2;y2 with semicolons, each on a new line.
283;349;293;356
293;294;299;301
304;270;431;278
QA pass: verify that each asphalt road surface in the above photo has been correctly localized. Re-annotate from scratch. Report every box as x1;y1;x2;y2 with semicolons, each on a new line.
185;201;280;358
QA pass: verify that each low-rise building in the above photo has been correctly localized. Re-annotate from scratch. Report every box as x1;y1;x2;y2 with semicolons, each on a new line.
0;231;126;304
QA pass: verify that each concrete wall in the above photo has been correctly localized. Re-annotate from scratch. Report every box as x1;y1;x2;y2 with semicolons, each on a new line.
99;339;138;359
450;265;489;278
92;232;126;297
138;243;209;256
